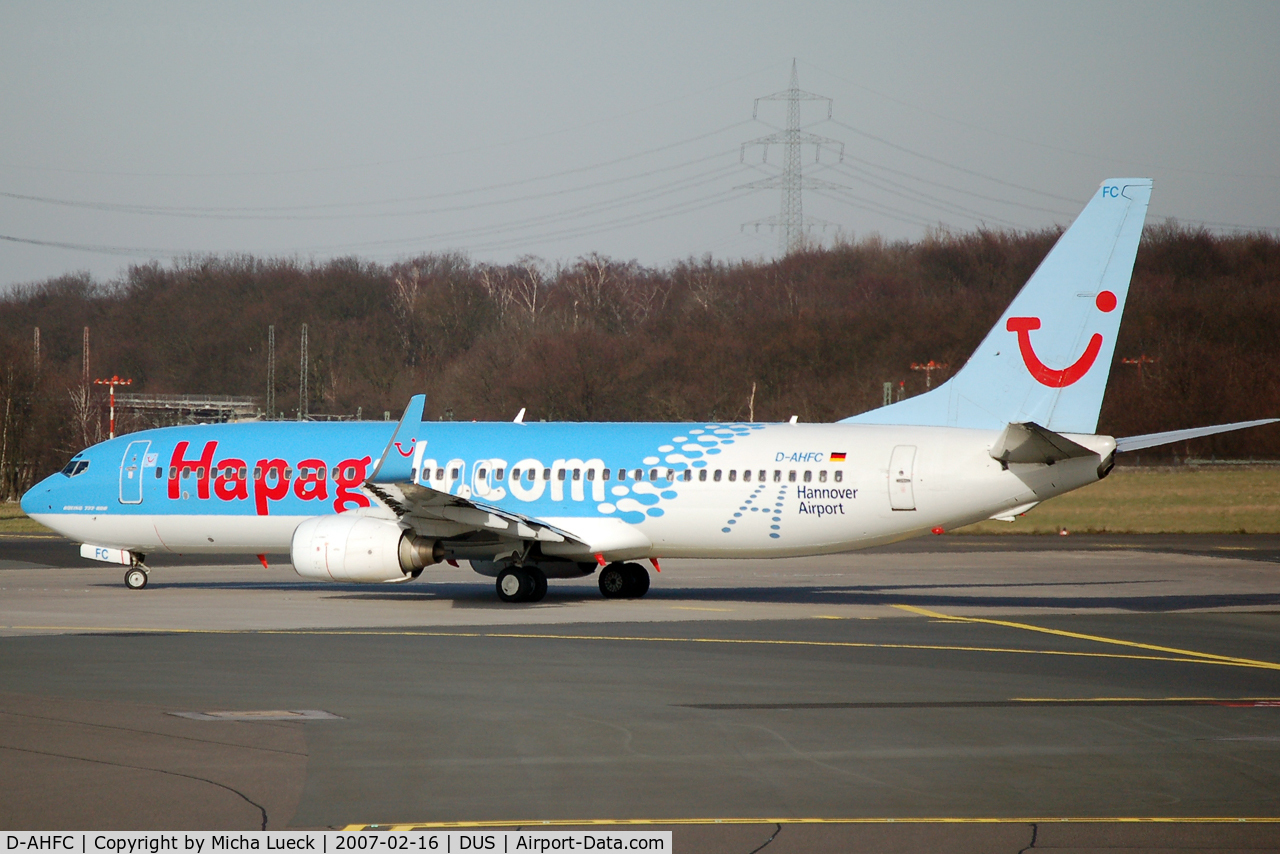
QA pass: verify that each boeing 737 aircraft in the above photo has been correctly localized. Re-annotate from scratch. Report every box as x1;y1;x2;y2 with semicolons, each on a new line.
21;179;1277;601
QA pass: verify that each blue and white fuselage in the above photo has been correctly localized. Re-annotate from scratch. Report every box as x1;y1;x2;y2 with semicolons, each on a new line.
20;179;1276;600
23;418;1113;560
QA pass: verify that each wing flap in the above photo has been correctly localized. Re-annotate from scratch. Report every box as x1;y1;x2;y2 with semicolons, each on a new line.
365;481;576;545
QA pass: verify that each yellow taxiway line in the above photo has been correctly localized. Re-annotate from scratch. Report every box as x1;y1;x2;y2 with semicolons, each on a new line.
8;622;1279;671
891;604;1280;671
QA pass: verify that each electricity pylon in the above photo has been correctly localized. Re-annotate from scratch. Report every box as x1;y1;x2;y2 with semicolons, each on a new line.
740;60;845;255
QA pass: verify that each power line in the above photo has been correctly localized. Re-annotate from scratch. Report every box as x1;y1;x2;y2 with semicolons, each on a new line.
827;119;1080;204
804;59;1280;182
0;62;784;179
0;127;752;220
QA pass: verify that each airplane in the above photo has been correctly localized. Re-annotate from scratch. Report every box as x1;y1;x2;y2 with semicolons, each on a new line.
21;178;1277;602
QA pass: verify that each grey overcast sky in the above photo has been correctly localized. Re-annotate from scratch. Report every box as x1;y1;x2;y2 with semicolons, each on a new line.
1;1;1277;289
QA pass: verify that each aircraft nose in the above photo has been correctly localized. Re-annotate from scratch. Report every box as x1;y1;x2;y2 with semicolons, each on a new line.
21;475;58;514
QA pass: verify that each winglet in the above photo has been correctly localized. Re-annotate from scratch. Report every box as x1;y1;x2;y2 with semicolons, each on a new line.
514;407;526;424
368;394;426;483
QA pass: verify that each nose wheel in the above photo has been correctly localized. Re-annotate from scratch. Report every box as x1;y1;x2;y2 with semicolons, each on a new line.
124;566;149;590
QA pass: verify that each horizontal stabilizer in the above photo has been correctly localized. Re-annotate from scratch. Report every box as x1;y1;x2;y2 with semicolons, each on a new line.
1115;418;1280;453
990;421;1097;466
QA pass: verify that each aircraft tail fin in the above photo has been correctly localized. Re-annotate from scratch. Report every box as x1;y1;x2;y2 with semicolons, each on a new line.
845;178;1152;434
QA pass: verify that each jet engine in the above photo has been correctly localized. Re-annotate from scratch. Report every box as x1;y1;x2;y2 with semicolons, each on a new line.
290;515;443;583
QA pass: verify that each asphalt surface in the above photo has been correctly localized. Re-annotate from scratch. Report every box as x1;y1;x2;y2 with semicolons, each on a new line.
2;533;1280;852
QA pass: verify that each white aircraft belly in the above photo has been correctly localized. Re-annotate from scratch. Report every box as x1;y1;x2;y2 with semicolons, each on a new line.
31;512;306;554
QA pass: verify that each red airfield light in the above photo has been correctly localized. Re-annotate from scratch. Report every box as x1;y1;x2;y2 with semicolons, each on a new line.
911;360;950;389
93;375;133;439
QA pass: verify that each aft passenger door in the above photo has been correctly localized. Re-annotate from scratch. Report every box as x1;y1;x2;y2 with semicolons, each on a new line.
888;445;916;511
119;440;150;504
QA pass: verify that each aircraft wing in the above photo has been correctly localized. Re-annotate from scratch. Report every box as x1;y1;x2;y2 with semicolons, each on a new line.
364;480;581;544
363;394;584;545
1115;418;1279;453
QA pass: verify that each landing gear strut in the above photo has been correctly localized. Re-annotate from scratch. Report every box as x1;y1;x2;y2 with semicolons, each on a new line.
599;562;649;599
495;565;547;603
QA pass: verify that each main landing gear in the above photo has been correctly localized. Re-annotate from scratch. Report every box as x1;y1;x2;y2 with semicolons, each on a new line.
598;562;650;599
495;565;548;603
124;556;150;590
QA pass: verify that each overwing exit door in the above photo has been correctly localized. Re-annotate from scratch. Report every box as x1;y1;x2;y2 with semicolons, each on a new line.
119;440;150;504
888;445;917;511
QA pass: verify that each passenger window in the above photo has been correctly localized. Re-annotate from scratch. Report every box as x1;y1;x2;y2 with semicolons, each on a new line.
528;469;536;482
759;470;766;481
773;470;781;482
681;470;691;482
743;470;751;482
788;471;797;482
573;468;581;481
421;465;431;480
495;468;504;480
728;470;737;482
542;468;551;480
834;471;843;483
634;469;643;481
238;467;247;479
803;470;811;482
511;468;521;481
317;467;326;481
436;468;445;481
169;466;177;479
557;469;566;481
155;467;163;478
714;470;722;482
819;470;827;482
602;469;610;481
617;469;626;481
699;470;707;482
666;469;675;482
478;468;488;480
283;468;291;479
450;468;459;479
586;469;594;481
182;467;191;479
253;467;263;480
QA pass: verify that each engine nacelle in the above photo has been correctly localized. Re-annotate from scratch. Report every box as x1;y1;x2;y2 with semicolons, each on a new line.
290;515;443;583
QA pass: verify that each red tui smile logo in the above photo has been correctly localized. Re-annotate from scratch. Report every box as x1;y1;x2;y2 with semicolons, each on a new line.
1006;291;1117;388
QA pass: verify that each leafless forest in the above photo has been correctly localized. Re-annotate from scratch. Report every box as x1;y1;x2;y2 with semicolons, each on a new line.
2;223;1278;500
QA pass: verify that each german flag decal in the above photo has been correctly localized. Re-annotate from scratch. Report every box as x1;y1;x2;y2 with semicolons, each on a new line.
829;452;847;462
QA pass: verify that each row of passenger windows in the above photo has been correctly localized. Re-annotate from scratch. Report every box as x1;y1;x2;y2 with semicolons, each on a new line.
428;466;844;484
160;463;842;485
162;465;358;481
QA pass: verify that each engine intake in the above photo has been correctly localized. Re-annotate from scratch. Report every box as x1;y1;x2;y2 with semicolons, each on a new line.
291;515;442;583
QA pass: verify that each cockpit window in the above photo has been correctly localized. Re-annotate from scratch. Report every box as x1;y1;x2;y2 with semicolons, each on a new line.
60;459;90;477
